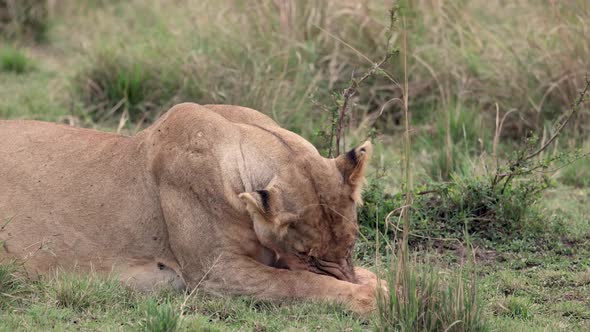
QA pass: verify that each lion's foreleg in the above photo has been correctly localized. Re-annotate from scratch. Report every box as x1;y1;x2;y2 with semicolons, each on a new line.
198;254;379;315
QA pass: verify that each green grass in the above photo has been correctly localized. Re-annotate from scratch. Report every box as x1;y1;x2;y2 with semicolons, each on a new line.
480;237;590;331
0;267;371;331
141;299;180;332
375;257;487;332
559;155;590;188
0;261;28;309
1;186;589;331
0;47;33;73
1;228;589;331
46;271;135;312
73;48;186;123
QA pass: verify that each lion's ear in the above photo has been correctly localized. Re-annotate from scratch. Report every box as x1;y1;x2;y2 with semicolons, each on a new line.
239;189;273;216
239;189;297;238
335;141;372;203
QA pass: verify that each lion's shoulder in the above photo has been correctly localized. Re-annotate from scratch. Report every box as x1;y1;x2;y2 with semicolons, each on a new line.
202;104;279;128
150;103;278;130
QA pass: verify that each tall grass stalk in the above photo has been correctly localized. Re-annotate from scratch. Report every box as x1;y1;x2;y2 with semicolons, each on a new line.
374;4;487;331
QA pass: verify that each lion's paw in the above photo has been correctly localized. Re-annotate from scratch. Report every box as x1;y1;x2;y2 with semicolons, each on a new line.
347;284;378;315
354;267;389;298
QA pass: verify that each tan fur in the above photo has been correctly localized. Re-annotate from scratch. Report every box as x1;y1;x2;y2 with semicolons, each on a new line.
0;103;381;314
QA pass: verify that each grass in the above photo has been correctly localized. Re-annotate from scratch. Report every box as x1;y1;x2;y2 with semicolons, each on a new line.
0;261;28;309
375;256;487;332
73;48;186;123
141;299;180;332
0;0;49;42
480;235;590;330
0;267;371;331
1;0;590;331
46;271;135;312
1;187;589;331
1;226;589;331
0;46;33;73
559;154;590;188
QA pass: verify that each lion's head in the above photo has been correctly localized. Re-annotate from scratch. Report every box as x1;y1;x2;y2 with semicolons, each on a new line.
239;141;372;283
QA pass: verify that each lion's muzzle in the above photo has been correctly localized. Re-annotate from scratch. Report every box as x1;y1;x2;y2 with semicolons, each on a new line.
278;253;357;283
310;257;357;283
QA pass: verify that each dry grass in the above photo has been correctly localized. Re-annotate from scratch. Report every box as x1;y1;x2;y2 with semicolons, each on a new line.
0;0;48;41
50;0;588;143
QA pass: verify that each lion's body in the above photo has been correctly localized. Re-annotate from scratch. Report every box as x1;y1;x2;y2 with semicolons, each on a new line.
0;103;380;313
0;120;176;280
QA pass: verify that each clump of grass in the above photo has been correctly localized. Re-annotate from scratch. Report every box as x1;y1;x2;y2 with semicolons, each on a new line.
73;48;186;123
494;296;534;320
0;0;49;42
46;271;135;312
375;256;488;332
418;104;489;180
573;270;590;287
0;261;28;309
496;271;528;296
553;301;590;321
140;299;180;332
0;46;33;73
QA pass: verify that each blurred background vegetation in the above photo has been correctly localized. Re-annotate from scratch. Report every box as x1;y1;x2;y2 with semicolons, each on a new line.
1;0;588;177
1;0;590;331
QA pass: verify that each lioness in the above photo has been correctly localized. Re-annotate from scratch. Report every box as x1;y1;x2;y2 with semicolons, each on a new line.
0;103;380;313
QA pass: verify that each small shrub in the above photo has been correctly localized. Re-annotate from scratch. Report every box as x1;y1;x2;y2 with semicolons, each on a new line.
0;0;49;42
416;174;556;242
356;173;397;259
0;47;32;73
47;271;135;312
358;169;562;252
141;299;180;332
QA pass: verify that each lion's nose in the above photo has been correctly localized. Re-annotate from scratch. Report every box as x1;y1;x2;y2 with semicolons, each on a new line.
339;258;357;283
313;258;357;283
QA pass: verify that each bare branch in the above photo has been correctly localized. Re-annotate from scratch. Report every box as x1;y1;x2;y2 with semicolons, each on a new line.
523;76;590;161
334;53;396;155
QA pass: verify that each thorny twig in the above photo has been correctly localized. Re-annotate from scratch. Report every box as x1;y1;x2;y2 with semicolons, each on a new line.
491;75;590;188
525;76;590;161
331;7;399;156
